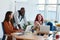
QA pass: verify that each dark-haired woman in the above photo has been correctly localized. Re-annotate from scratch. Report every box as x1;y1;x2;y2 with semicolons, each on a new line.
3;11;23;40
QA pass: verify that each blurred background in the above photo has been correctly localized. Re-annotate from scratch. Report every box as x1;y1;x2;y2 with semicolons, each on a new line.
0;0;60;39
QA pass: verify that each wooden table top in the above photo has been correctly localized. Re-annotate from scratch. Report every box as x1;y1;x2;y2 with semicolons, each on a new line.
11;33;47;40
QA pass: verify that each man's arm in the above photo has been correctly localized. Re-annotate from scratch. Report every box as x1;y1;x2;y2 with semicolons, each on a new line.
23;16;28;25
14;11;20;24
14;12;22;29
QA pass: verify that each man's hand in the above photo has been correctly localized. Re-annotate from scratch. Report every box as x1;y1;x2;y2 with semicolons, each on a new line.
18;24;21;29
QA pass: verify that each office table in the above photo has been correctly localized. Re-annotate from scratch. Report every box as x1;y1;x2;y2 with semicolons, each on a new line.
11;32;48;40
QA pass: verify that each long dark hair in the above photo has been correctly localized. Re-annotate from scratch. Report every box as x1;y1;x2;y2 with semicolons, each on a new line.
4;11;12;22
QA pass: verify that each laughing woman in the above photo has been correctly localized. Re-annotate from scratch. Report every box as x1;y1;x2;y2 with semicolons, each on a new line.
33;14;44;35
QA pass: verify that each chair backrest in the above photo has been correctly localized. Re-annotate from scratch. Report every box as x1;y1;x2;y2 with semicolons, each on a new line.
2;22;6;40
2;22;5;34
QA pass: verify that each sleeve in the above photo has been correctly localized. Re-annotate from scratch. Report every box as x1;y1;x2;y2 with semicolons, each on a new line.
14;11;20;25
4;22;17;33
23;16;28;25
14;11;22;29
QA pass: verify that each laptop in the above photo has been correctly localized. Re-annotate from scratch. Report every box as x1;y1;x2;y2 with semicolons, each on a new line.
40;25;50;34
25;25;32;32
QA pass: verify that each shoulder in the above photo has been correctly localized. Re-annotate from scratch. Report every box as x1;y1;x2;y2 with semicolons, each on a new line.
3;21;8;24
34;21;39;23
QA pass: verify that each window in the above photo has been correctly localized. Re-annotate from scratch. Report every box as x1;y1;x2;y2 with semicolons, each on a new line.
48;0;57;4
38;0;45;4
38;0;60;23
47;5;56;20
38;5;44;10
47;5;56;11
38;5;44;17
57;6;60;23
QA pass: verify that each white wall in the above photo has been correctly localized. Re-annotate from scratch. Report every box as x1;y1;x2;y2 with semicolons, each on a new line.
15;0;38;21
0;0;12;38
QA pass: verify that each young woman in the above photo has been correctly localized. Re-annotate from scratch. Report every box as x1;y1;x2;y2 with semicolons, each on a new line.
3;11;23;40
33;14;44;35
35;14;43;25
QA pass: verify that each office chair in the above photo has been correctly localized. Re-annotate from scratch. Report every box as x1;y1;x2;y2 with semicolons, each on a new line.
2;22;9;40
46;22;56;31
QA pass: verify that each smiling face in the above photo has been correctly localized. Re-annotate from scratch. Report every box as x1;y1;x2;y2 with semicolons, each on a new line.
38;15;42;21
35;14;43;25
9;13;13;20
20;8;25;16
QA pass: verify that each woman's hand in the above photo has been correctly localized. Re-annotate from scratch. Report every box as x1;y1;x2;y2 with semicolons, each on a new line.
36;29;40;33
34;21;40;27
16;29;24;33
34;21;40;30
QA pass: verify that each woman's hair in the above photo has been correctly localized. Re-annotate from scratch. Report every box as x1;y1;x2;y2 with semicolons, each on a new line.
4;11;12;22
35;14;44;24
